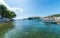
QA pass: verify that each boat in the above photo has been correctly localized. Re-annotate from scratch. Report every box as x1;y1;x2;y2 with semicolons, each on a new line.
43;20;57;24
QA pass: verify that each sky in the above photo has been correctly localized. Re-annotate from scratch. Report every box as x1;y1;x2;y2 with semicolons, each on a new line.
0;0;60;19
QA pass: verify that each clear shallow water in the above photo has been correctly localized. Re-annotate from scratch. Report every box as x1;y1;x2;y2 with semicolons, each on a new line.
0;20;60;38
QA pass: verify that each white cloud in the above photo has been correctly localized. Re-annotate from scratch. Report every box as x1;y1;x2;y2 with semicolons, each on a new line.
0;0;23;12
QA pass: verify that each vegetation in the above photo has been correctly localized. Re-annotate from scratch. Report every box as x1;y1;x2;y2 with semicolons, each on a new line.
27;17;40;20
47;14;60;17
0;5;16;19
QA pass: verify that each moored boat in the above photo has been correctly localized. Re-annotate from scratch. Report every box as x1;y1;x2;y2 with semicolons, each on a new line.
43;20;57;24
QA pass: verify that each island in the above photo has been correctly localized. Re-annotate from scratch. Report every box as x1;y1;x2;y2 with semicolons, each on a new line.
23;16;43;21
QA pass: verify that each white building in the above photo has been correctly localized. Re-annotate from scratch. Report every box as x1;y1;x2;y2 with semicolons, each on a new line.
54;17;60;22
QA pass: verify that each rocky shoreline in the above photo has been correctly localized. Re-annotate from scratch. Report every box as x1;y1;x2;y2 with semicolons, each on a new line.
0;18;14;24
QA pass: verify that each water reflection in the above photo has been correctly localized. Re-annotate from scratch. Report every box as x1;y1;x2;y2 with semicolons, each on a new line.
0;22;14;38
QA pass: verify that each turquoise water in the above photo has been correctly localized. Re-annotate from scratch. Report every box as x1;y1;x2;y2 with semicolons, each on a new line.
0;20;60;38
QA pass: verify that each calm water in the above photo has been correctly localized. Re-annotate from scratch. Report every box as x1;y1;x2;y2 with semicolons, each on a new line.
0;19;60;38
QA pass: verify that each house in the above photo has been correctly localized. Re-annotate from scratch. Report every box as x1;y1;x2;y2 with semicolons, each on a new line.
54;17;60;23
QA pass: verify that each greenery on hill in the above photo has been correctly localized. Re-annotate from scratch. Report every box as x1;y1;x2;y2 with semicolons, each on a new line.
27;17;40;20
0;5;16;19
47;14;60;17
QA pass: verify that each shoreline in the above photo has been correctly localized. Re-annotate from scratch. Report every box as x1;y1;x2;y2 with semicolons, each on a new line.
0;21;11;24
0;18;14;24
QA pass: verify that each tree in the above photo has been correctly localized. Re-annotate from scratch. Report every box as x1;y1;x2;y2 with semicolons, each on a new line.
4;10;16;19
47;14;60;17
0;5;16;19
0;5;7;18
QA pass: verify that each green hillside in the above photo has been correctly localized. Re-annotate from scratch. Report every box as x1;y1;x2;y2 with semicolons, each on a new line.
47;14;60;17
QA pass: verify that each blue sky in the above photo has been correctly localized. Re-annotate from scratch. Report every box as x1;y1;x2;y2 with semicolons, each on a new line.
4;0;60;19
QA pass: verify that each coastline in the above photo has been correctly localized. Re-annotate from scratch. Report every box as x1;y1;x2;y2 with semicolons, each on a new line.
0;18;14;24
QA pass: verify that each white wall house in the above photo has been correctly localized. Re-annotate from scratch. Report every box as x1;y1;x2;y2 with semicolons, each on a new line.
54;17;60;22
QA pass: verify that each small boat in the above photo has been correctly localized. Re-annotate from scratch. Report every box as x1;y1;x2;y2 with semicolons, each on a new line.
43;20;57;24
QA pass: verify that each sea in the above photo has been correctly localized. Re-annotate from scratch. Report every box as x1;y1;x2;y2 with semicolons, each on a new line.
0;19;60;38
